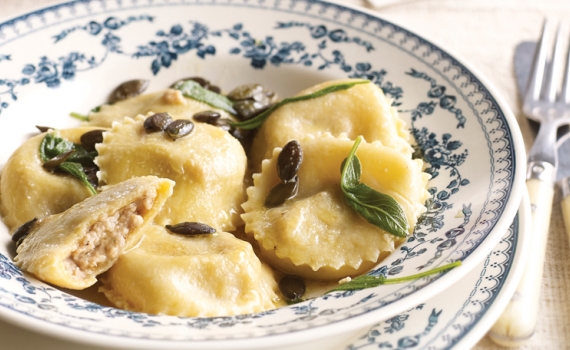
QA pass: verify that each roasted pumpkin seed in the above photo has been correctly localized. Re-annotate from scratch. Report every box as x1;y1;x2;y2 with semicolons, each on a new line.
230;127;257;152
12;218;38;248
165;222;216;236
108;79;149;104
277;140;303;183
144;113;173;132
264;176;299;208
279;275;306;300
80;129;105;152
35;125;53;133
165;119;194;140
227;83;265;101
234;100;270;120
42;150;74;172
193;110;221;124
171;77;221;93
82;163;100;187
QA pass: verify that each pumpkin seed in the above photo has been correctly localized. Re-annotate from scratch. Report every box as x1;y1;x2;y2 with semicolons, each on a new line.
264;176;299;208
277;140;303;183
193;110;221;124
233;100;265;120
108;79;149;104
165;222;216;236
35;125;53;133
144;113;173;132
42;150;74;172
230;127;257;153
82;163;100;187
279;275;306;300
165;119;194;140
208;85;221;94
213;118;232;132
171;77;221;93
80;129;105;152
228;83;277;120
12;218;38;248
227;83;265;101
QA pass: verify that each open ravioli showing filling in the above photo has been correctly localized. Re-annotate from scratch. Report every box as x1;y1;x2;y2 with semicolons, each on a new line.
14;176;174;290
96;115;247;231
242;135;430;280
87;89;232;128
0;126;106;232
99;225;283;317
248;79;412;170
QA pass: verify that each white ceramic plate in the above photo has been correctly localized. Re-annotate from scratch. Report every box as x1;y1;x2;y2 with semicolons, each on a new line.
0;193;530;350
0;0;525;349
342;193;530;350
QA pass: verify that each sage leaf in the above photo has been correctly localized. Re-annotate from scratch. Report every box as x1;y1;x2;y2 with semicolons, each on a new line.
67;144;97;164
39;132;98;195
58;162;97;195
39;132;74;162
328;261;461;292
340;136;409;237
174;80;237;114
230;80;370;130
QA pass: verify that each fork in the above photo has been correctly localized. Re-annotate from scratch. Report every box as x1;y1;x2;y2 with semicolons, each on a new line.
489;20;570;347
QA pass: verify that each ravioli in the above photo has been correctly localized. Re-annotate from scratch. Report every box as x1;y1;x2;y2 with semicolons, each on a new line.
242;134;429;280
248;79;412;170
96;115;247;231
88;89;232;128
0;126;105;233
99;225;283;317
14;176;174;290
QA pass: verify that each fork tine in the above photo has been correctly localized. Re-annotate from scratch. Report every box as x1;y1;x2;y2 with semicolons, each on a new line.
561;27;570;104
545;24;565;102
526;20;551;102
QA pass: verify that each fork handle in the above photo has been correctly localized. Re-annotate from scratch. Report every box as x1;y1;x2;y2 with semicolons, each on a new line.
488;174;554;347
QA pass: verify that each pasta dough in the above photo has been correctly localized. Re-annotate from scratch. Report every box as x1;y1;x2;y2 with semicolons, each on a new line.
248;79;412;170
88;89;232;128
14;176;174;290
242;134;429;280
96;115;247;230
0;127;105;233
99;225;283;317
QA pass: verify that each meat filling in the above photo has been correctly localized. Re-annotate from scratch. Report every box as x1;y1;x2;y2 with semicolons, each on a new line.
66;188;157;278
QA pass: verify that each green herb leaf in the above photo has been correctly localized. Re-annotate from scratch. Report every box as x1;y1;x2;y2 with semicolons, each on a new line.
174;80;237;114
58;162;97;195
39;132;74;162
39;132;98;195
230;80;370;130
70;112;90;122
91;105;101;113
340;136;409;237
67;144;97;164
328;261;461;292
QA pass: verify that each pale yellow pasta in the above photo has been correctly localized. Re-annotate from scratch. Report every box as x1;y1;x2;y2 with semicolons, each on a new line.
242;134;429;280
248;79;412;170
99;225;283;317
88;89;232;128
96;115;246;231
0;126;105;233
14;176;174;290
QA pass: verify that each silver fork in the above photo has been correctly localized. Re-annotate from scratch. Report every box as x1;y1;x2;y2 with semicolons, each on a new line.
489;20;570;347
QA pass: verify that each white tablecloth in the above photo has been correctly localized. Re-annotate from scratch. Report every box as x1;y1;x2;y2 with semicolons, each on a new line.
2;0;570;349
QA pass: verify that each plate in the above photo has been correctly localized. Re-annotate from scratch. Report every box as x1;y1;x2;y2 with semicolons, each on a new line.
342;193;530;350
0;194;530;349
0;0;526;348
